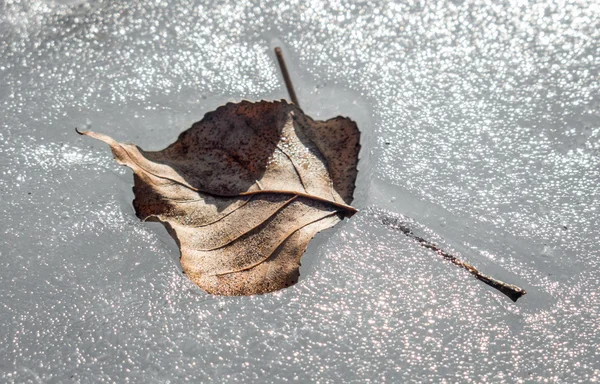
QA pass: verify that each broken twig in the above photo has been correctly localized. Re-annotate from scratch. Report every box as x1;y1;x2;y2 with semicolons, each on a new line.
382;216;526;302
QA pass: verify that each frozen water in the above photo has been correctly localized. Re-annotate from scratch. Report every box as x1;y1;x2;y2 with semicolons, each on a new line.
1;0;599;382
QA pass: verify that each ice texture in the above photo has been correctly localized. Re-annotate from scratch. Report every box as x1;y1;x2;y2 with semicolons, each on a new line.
1;0;599;382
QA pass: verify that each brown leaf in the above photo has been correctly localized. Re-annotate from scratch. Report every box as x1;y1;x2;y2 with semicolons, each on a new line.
79;100;360;295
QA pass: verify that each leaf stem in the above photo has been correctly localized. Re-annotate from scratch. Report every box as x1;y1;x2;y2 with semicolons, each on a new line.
274;47;300;107
382;216;527;302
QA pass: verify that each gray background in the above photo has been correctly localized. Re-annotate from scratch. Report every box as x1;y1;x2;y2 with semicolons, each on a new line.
1;0;599;382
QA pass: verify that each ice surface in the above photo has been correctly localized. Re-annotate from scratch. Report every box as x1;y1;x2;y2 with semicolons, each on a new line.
1;0;599;382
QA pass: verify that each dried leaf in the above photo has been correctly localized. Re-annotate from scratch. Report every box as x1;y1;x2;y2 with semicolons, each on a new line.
79;100;360;295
